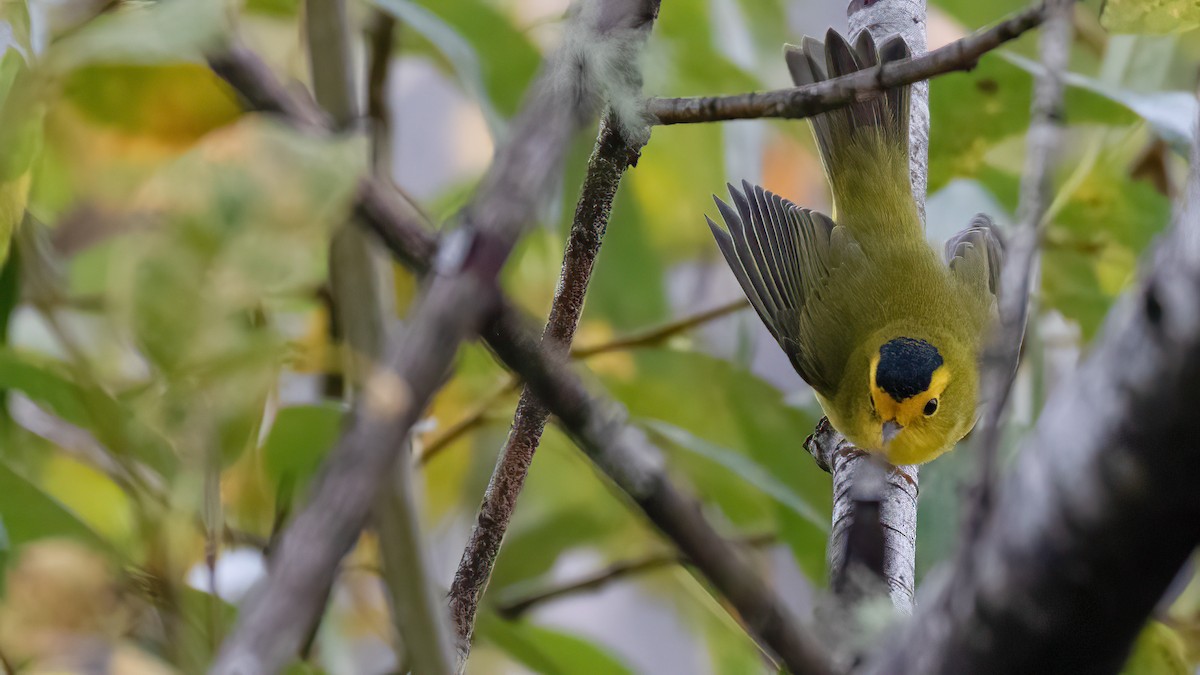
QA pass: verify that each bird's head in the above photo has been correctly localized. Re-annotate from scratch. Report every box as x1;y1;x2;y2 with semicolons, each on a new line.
868;336;971;464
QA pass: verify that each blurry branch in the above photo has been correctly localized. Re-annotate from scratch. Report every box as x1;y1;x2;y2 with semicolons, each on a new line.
969;0;1072;540
448;112;647;663
306;1;444;673
207;15;836;674
648;1;1046;125
863;83;1200;675
571;298;749;358
493;532;776;619
209;3;690;673
366;9;397;174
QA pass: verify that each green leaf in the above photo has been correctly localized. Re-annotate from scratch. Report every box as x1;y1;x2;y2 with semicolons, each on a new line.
0;348;176;477
1102;0;1200;34
647;0;760;96
43;0;230;73
0;1;36;264
261;402;345;495
928;52;1134;191
477;613;635;675
0;460;108;549
1004;52;1198;153
642;419;828;532
1121;621;1190;675
61;63;241;142
245;0;301;16
1042;156;1172;340
403;0;540;117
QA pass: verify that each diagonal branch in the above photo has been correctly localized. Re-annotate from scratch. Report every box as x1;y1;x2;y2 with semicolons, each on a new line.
571;298;748;358
493;532;776;619
863;82;1200;675
209;2;659;671
447;112;646;664
208;32;836;675
648;1;1046;125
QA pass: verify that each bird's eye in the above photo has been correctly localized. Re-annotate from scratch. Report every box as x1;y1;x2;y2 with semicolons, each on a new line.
924;398;938;416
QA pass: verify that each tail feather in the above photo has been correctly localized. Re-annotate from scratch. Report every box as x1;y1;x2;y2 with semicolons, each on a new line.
783;29;911;216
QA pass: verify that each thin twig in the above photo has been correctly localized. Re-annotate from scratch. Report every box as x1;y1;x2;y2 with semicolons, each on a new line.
366;9;397;175
448;112;646;664
571;298;749;358
968;0;1072;543
208;32;835;675
417;376;519;466
494;532;777;619
421;299;752;465
648;1;1047;125
209;3;660;672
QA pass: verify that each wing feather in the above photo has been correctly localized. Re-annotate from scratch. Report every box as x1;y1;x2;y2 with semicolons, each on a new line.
945;213;1005;299
709;183;851;392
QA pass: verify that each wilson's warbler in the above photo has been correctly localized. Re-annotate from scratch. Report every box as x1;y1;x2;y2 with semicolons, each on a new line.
706;30;1002;465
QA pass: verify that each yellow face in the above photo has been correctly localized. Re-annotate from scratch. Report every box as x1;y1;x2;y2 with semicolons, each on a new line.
868;353;954;463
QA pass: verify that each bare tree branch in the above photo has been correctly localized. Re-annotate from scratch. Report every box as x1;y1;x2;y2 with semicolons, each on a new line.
208;28;836;675
209;2;660;671
366;9;397;175
969;0;1072;544
571;298;749;358
448;112;647;664
493;532;776;619
648;2;1046;126
863;84;1200;675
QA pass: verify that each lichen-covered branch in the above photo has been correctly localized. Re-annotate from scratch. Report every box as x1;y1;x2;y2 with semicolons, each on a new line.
447;113;646;665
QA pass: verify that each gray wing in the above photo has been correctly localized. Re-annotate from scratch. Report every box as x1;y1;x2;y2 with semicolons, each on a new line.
945;213;1004;299
707;180;851;392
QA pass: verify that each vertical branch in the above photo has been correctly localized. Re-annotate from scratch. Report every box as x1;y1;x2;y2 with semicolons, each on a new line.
447;113;646;664
969;0;1073;538
805;0;930;615
366;9;397;176
305;1;451;673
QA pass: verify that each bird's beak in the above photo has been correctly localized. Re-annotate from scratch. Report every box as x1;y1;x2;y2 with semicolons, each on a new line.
881;420;903;446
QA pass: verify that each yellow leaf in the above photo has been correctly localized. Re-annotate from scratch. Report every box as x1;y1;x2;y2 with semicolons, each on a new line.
1122;621;1189;675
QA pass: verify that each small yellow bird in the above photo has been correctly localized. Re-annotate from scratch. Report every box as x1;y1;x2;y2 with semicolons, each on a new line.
707;30;1002;465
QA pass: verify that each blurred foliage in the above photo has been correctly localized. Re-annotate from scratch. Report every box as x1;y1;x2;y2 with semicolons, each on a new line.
0;0;1192;672
1102;0;1200;34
